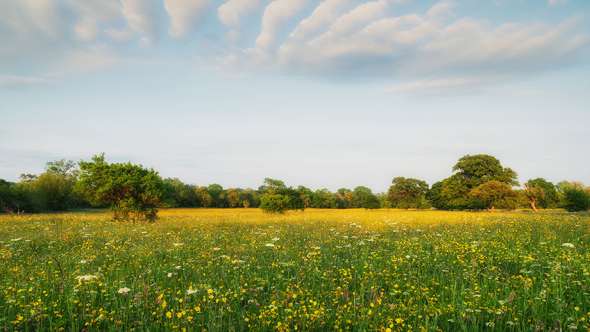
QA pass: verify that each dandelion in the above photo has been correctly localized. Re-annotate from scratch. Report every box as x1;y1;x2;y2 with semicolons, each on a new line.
117;287;130;295
212;247;221;251
173;242;184;247
562;243;575;248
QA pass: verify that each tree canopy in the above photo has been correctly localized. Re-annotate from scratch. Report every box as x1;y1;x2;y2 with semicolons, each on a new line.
78;154;164;221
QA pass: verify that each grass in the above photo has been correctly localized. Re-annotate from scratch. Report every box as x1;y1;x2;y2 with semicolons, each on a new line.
0;209;589;331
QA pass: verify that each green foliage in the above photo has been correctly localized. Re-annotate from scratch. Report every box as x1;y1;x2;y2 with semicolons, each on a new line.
387;177;430;209
162;178;198;208
469;181;519;210
78;154;164;221
311;189;336;208
259;193;291;213
259;178;304;213
335;188;353;209
524;178;559;211
561;186;590;212
453;154;518;187
352;186;380;209
430;154;519;210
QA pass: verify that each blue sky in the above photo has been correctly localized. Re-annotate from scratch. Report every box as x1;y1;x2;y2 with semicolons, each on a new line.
1;0;589;192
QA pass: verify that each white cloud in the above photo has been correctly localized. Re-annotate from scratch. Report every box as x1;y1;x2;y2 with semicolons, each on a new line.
121;0;161;44
272;0;589;91
164;0;210;38
256;0;309;50
289;0;352;41
218;0;263;28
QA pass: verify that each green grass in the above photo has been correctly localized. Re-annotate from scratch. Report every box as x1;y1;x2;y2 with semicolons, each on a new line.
0;209;589;331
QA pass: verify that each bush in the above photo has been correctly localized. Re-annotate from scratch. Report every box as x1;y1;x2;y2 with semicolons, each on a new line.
78;154;164;221
260;194;291;214
562;188;590;212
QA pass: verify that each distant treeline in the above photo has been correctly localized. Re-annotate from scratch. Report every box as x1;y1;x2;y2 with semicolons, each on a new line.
1;154;589;218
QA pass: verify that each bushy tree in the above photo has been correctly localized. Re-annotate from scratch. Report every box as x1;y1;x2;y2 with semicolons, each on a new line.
0;179;14;213
352;186;380;209
387;177;430;209
335;188;353;209
453;154;518;187
560;184;589;212
207;184;226;208
430;154;518;210
162;178;198;207
524;178;558;211
469;181;518;210
311;189;336;208
259;194;290;213
78;154;164;221
259;178;304;213
194;186;213;207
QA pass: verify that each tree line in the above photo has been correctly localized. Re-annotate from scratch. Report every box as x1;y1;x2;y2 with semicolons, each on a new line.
0;153;588;220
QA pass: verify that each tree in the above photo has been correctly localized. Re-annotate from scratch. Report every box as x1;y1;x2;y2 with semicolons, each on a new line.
453;154;518;187
430;154;518;210
259;194;290;213
335;188;353;209
162;178;197;207
77;154;164;221
194;186;213;207
352;186;380;209
0;179;14;213
225;188;242;208
469;181;518;211
311;189;336;208
524;178;558;211
259;178;304;213
207;184;226;208
561;185;589;212
387;177;430;209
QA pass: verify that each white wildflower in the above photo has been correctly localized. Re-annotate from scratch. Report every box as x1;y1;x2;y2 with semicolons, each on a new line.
76;274;98;282
562;243;575;249
117;287;130;295
167;272;173;278
186;288;198;295
272;237;280;242
265;243;275;248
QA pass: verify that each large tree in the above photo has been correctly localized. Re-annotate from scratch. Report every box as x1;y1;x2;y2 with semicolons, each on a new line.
431;154;518;210
387;177;429;209
524;178;558;211
259;178;304;213
77;154;164;221
469;180;519;210
352;186;380;209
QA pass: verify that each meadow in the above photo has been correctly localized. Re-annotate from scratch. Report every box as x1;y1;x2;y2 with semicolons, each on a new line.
0;209;589;331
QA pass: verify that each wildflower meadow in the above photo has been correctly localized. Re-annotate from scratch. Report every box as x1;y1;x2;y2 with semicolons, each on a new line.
0;209;589;331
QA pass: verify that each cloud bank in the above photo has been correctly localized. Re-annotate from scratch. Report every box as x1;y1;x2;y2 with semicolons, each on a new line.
0;0;588;93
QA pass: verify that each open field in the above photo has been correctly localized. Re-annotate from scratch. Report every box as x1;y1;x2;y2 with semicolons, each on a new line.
1;209;589;331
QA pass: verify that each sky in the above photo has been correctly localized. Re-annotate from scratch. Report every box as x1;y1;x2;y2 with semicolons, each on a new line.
0;0;589;192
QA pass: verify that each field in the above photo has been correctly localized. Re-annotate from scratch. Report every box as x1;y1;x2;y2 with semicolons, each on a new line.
0;209;589;331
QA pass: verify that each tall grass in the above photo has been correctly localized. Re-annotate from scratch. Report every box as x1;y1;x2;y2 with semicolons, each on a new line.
0;209;588;331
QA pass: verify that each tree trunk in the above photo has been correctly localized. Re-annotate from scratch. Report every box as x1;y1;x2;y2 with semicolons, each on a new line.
530;199;538;212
